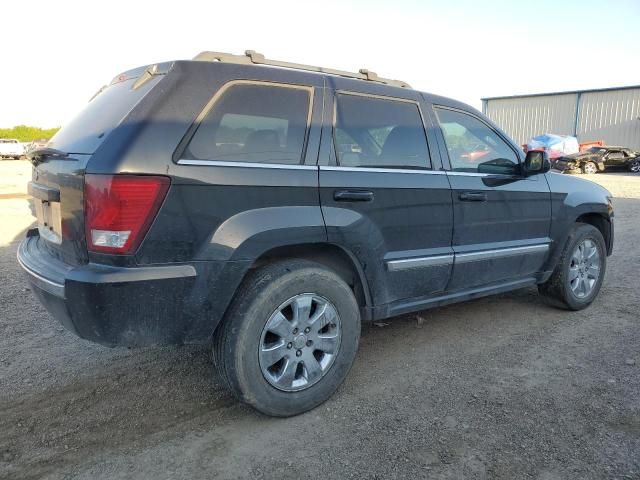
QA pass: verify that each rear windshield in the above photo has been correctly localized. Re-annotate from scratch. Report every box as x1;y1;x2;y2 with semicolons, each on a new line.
48;75;163;154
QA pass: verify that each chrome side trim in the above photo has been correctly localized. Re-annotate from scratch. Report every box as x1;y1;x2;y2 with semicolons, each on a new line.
177;159;317;170
387;254;454;271
321;166;446;175
446;171;518;178
455;244;549;264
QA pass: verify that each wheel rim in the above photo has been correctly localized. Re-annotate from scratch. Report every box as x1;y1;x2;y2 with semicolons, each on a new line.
568;239;601;298
631;162;640;173
259;293;342;392
584;163;597;174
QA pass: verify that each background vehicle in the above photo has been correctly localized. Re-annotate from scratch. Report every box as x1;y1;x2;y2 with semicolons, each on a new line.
24;138;50;153
0;138;25;159
18;51;615;416
554;146;640;174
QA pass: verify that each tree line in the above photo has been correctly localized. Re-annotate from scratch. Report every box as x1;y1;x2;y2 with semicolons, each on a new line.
0;125;60;142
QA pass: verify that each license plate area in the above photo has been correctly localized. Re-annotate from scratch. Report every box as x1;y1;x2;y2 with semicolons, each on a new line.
35;200;63;244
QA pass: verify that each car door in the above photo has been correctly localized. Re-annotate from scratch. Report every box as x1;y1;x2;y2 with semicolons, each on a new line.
604;149;625;167
318;80;453;309
431;105;552;291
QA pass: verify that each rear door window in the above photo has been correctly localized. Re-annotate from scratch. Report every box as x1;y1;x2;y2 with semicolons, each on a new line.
184;83;311;165
434;107;519;175
333;93;431;169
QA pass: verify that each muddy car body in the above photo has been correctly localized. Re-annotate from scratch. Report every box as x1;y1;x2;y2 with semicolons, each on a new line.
18;51;614;416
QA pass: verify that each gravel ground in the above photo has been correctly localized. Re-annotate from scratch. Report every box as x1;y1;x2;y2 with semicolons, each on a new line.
1;160;639;480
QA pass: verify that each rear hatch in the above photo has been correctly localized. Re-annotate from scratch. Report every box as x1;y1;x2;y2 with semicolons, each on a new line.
29;65;167;266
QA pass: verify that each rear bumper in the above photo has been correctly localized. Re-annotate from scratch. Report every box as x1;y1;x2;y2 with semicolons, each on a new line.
18;232;200;346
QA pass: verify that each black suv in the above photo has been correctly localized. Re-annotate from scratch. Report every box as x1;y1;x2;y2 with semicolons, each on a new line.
554;146;640;174
19;51;614;416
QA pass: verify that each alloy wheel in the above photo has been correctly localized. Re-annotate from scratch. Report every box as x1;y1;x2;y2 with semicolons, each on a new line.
583;162;597;174
259;294;342;392
568;239;601;298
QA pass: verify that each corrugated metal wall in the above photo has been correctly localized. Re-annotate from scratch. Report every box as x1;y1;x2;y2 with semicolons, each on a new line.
485;94;577;145
484;87;640;150
578;89;640;149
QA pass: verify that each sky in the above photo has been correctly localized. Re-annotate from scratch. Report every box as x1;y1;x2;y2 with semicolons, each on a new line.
1;0;639;128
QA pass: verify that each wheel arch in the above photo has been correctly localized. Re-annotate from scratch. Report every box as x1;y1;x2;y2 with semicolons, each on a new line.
247;243;373;315
575;212;613;255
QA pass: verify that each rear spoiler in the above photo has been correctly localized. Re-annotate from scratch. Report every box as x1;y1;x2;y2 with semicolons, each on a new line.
89;61;173;101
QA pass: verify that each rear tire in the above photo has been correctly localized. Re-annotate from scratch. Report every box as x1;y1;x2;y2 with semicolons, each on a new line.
628;159;640;173
582;161;598;174
213;259;361;417
539;223;606;310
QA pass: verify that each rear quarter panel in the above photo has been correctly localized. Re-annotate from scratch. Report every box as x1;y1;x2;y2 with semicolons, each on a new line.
99;61;328;341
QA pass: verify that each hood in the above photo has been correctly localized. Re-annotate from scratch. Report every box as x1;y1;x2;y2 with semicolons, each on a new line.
561;151;597;161
549;170;612;198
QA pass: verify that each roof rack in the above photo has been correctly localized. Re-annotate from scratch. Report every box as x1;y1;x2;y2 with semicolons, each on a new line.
193;50;411;89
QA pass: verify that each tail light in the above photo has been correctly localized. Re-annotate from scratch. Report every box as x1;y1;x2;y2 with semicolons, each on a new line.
84;174;170;254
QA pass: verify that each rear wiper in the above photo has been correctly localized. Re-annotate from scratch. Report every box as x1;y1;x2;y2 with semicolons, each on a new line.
26;147;70;166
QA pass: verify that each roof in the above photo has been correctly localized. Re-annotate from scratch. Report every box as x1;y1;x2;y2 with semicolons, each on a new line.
193;50;412;89
482;84;640;101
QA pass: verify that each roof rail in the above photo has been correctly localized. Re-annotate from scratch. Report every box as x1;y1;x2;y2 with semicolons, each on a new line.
192;50;411;89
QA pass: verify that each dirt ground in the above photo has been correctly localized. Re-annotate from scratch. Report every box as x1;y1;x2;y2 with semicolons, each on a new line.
1;160;639;480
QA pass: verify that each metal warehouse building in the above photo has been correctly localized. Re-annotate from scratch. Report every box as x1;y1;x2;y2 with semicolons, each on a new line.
482;85;640;150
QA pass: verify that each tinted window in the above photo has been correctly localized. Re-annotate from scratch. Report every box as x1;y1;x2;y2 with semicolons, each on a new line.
49;76;164;154
606;151;624;159
185;83;310;164
334;94;430;169
435;107;519;175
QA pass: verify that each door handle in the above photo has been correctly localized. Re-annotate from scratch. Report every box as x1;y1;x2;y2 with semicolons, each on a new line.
333;190;374;202
459;191;487;202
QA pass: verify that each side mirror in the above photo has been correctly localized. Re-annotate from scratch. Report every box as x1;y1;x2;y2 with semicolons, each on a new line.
523;150;550;176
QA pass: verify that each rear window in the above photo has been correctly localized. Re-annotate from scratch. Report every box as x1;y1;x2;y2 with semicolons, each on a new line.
48;75;163;154
183;83;311;165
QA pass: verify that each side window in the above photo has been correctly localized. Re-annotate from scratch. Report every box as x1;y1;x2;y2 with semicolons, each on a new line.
334;93;430;169
434;107;519;175
184;83;311;164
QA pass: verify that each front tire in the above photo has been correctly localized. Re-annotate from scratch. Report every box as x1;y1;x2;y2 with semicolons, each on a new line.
213;259;361;417
582;161;598;174
539;223;606;310
628;159;640;173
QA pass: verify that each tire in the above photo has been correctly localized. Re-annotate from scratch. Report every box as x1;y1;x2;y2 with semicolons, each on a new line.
539;223;606;311
628;159;640;173
213;259;361;417
582;161;598;174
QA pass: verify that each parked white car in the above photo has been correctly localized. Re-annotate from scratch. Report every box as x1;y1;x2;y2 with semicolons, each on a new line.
0;139;25;159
